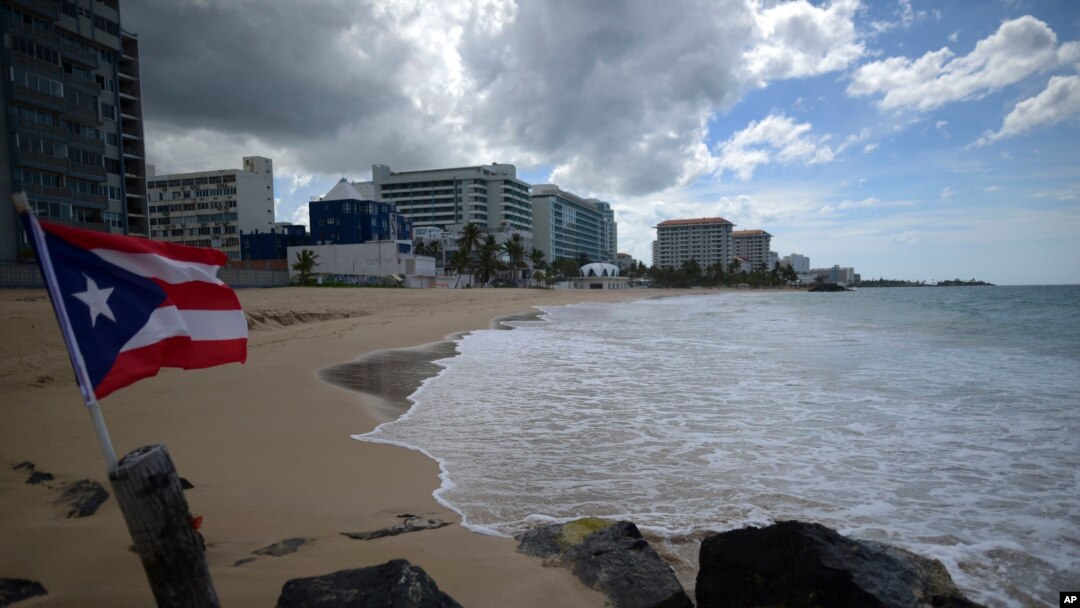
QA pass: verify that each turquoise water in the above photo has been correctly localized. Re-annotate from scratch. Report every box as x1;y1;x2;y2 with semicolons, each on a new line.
359;286;1080;607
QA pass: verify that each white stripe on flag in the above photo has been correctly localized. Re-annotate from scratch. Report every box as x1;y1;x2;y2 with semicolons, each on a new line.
92;249;225;285
121;307;248;352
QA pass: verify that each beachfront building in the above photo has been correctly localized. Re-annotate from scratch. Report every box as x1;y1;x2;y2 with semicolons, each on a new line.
240;223;309;261
309;178;411;245
767;251;779;271
286;241;436;288
531;184;617;263
368;163;532;235
569;262;629;289
652;217;734;269
802;265;856;285
782;253;810;273
147;156;274;260
615;252;637;273
0;0;147;261
732;229;772;271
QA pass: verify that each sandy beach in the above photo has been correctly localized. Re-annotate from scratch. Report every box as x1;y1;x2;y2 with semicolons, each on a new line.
0;286;696;607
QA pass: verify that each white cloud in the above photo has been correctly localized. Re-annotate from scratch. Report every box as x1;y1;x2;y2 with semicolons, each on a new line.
864;143;878;153
892;231;921;245
941;186;954;200
287;174;313;195
715;114;836;180
948;30;960;43
973;75;1080;146
869;0;927;34
743;0;865;84
848;16;1071;112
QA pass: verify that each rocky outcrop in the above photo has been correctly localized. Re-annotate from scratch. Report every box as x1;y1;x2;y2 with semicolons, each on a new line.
696;521;985;608
518;518;692;608
341;514;451;540
275;559;462;608
0;578;47;606
254;537;309;557
55;480;109;518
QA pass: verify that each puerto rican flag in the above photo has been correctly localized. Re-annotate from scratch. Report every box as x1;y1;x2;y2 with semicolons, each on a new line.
21;210;247;400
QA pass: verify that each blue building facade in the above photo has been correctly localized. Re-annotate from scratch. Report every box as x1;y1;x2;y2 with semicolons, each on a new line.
309;199;412;245
241;224;310;260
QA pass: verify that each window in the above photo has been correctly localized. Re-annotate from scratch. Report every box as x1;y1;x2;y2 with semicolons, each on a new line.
11;37;60;65
12;69;63;97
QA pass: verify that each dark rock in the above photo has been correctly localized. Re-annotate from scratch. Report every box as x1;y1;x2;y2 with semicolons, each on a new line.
25;471;53;485
0;578;47;606
254;537;309;557
55;480;109;518
275;559;462;608
517;518;692;608
179;477;194;490
809;283;848;292
233;558;257;567
341;515;451;540
696;520;986;608
11;462;34;471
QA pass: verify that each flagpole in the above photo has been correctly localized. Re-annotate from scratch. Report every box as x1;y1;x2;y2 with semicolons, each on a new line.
14;193;119;471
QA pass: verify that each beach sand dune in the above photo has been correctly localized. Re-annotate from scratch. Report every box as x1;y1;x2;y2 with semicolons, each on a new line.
0;286;692;607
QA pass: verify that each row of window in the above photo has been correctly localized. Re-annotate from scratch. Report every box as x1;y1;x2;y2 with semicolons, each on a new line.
149;201;237;213
147;188;238;201
12;67;64;97
147;175;237;189
149;213;238;225
12;36;60;65
17;169;122;201
28;200;122;227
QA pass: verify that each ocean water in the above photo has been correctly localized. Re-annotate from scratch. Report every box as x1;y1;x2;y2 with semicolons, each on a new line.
356;286;1080;607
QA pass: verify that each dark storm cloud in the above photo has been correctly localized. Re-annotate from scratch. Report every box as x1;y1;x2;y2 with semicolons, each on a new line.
125;1;407;139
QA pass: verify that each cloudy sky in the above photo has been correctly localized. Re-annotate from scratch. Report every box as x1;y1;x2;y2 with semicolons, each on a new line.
125;0;1080;285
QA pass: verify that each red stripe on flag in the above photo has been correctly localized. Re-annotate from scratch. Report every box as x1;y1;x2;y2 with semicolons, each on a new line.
95;337;247;399
40;219;228;266
152;279;244;311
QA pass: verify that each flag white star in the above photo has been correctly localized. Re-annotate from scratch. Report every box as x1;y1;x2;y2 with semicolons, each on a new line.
72;274;116;328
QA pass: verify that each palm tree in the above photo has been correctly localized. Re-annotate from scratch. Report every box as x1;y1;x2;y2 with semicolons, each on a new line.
292;249;320;285
502;233;527;283
455;222;484;260
529;247;546;271
476;234;502;285
448;249;471;277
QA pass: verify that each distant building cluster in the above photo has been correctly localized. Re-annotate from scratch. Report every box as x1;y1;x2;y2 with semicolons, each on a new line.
0;0;855;289
651;219;857;285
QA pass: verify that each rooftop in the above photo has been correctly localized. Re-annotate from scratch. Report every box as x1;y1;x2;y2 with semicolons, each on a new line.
656;217;733;227
733;229;772;237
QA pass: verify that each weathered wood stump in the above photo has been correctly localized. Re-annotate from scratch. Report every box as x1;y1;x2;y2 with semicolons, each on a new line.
108;444;219;608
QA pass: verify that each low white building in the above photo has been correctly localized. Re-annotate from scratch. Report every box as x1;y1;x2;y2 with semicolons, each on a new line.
287;241;436;288
569;262;629;289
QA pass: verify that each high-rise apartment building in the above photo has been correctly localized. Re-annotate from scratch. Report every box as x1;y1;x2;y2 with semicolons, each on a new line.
732;229;772;270
653;217;733;269
369;163;532;234
531;184;617;263
782;253;809;273
0;0;146;261
146;156;275;260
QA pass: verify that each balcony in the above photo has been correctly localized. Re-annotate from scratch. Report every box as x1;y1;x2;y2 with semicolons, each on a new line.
8;20;60;47
61;44;100;69
11;0;59;20
63;103;99;122
17;150;68;172
69;161;107;181
17;118;67;140
69;191;107;208
62;71;99;93
25;183;70;202
67;131;104;152
13;54;63;78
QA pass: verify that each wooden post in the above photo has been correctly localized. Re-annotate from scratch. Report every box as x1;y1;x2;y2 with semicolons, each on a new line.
108;444;220;608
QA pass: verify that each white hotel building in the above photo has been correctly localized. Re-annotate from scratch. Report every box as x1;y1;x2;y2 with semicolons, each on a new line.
146;156;275;260
732;229;773;271
531;184;617;263
652;217;734;269
368;163;532;234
